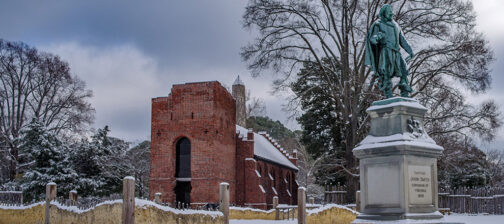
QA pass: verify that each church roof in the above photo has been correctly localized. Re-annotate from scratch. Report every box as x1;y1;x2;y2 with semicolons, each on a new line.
236;125;298;171
233;75;244;86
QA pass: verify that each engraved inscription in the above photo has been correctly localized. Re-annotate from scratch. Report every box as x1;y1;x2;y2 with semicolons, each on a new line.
408;165;433;205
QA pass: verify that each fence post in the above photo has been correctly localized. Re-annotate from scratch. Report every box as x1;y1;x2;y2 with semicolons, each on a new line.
154;192;162;204
309;197;314;204
219;182;230;224
356;190;361;212
494;196;498;214
298;187;306;224
45;182;57;224
19;186;23;205
122;176;135;224
69;190;78;206
273;196;279;220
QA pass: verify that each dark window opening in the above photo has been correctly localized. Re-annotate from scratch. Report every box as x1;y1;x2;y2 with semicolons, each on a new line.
174;181;191;205
176;138;191;178
191;112;194;119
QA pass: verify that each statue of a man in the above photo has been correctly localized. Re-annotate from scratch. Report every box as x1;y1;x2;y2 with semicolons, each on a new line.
365;4;414;98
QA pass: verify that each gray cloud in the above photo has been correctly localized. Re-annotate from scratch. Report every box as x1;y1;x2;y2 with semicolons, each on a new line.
0;0;503;146
0;0;250;69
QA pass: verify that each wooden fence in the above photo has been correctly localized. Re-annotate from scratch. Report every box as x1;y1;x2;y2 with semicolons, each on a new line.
324;183;347;205
438;187;504;214
0;186;22;205
324;184;504;215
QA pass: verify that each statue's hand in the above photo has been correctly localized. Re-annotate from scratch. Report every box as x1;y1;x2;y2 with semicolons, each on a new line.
370;32;384;45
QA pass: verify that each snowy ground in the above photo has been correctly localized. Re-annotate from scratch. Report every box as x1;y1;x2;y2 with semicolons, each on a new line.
230;214;504;223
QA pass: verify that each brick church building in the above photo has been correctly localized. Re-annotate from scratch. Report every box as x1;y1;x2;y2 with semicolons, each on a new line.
149;77;299;209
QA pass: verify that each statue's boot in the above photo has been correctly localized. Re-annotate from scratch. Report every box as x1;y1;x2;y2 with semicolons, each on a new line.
398;78;413;97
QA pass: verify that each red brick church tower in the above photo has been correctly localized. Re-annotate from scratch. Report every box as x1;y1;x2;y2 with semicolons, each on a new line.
150;78;298;209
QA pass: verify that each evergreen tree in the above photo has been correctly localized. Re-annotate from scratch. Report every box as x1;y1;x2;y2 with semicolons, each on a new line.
291;60;369;185
17;119;77;201
246;116;299;152
437;137;490;188
71;126;129;197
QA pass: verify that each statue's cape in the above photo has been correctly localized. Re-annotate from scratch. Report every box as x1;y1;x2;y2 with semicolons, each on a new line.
365;22;380;74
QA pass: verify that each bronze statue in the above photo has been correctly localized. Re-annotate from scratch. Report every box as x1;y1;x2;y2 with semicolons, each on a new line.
365;4;414;98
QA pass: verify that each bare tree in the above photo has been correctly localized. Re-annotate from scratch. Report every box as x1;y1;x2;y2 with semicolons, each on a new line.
0;39;94;182
242;0;498;200
247;97;267;118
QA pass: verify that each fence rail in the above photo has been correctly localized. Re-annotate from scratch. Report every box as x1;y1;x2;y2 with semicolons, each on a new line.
323;184;504;215
0;186;23;205
439;187;504;214
324;183;347;205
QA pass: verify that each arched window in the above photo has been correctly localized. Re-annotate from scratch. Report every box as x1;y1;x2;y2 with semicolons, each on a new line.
176;138;191;178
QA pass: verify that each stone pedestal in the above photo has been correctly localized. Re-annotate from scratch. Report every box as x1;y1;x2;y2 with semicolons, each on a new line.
353;97;444;221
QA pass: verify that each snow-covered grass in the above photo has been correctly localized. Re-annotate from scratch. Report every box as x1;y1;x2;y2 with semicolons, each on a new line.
230;220;296;224
230;214;504;224
443;213;504;224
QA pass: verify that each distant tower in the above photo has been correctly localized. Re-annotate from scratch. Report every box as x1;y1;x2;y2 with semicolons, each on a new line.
232;75;246;127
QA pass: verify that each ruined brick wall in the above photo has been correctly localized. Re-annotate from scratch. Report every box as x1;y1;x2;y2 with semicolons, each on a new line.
232;83;246;127
150;81;236;206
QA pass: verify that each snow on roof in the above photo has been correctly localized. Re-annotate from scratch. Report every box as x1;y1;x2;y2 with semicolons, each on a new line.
236;125;298;171
259;185;266;193
272;187;278;195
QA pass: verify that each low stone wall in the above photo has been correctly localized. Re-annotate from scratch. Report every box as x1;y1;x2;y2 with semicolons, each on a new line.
1;201;356;224
307;204;358;224
0;202;45;224
0;199;223;224
229;206;276;220
135;199;223;224
49;200;122;224
230;204;357;224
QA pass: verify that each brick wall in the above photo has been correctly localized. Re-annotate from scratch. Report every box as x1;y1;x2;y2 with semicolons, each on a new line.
150;81;237;205
150;81;297;208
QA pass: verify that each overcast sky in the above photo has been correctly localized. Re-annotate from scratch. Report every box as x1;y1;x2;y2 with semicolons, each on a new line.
0;0;503;148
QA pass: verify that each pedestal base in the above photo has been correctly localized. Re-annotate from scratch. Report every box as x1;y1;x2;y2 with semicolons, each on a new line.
353;211;463;223
356;211;443;221
353;97;445;222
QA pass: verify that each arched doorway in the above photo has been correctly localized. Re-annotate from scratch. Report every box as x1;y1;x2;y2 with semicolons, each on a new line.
175;137;191;206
